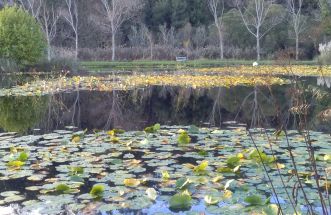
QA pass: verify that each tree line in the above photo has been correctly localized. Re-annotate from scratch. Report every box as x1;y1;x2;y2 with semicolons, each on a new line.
0;0;330;61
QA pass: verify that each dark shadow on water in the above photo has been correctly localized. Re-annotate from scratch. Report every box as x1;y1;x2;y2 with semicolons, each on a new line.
0;76;331;134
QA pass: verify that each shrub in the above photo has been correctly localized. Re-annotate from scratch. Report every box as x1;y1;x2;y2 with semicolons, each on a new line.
0;6;46;66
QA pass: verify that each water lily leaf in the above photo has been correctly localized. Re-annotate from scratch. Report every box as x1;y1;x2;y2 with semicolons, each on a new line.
244;195;263;206
7;160;24;169
188;125;199;134
0;191;20;197
178;132;191;145
162;170;170;180
144;123;160;133
176;178;191;190
324;154;331;162
212;175;223;183
197;149;208;156
248;149;275;164
146;188;157;201
123;178;140;187
223;190;232;199
204;195;219;205
263;204;279;215
217;167;233;173
69;166;84;175
4;195;25;203
18;152;29;162
169;192;192;210
27;174;45;182
211;130;223;134
107;129;125;136
71;135;80;143
193;160;208;173
110;137;120;143
153;123;161;131
70;175;84;183
89;184;105;198
55;184;70;194
140;139;149;145
226;156;240;168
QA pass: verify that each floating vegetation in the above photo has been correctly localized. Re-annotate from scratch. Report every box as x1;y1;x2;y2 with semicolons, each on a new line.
169;191;192;210
196;65;331;76
178;131;191;145
0;125;329;214
125;74;287;89
89;184;105;198
0;73;287;97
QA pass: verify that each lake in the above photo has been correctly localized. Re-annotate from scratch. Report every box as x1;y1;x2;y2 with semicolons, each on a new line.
0;71;330;215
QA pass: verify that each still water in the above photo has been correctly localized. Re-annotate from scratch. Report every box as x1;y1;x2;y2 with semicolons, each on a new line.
0;75;331;134
0;74;330;215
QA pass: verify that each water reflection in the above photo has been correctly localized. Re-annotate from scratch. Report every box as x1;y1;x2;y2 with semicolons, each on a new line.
0;75;330;134
317;76;331;88
0;96;48;133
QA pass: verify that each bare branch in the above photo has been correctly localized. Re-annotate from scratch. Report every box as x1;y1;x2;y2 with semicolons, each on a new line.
236;0;284;60
100;0;142;61
62;0;79;60
207;0;225;59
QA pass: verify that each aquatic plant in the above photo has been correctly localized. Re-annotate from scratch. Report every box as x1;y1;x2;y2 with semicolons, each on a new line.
178;131;191;145
89;184;105;198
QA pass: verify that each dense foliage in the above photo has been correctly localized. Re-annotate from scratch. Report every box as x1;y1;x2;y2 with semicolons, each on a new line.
0;6;45;66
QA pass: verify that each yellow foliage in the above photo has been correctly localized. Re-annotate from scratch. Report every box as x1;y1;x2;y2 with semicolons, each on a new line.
196;65;331;76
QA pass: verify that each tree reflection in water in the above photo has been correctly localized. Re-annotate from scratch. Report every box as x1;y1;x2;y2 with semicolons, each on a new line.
0;75;331;134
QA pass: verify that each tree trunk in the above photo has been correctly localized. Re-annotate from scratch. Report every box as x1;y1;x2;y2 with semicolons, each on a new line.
112;31;116;61
218;28;224;60
75;32;78;60
150;41;153;60
256;29;260;61
296;35;299;61
47;39;51;61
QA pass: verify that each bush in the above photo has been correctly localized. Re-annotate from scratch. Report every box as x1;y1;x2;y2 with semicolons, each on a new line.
0;6;46;66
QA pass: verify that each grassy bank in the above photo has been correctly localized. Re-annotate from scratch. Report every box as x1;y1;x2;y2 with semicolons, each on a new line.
81;59;317;72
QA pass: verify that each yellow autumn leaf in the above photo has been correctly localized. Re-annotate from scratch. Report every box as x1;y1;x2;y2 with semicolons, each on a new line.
223;190;232;199
123;178;140;187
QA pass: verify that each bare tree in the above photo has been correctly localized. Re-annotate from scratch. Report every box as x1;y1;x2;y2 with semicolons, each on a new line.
208;0;225;59
18;0;41;19
287;0;306;60
0;0;15;7
100;0;142;61
159;24;175;47
40;3;59;61
141;24;153;60
18;0;59;61
62;0;79;60
237;0;284;61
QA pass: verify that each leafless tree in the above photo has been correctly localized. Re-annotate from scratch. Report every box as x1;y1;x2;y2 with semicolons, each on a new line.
287;0;306;60
18;0;41;19
0;0;15;7
237;0;284;61
208;0;225;59
62;0;79;60
159;24;175;47
40;3;59;61
100;0;142;61
18;0;59;61
141;24;153;60
193;26;207;49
